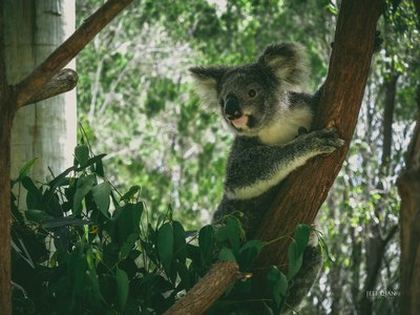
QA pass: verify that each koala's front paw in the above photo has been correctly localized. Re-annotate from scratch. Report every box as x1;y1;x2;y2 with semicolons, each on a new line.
307;128;345;154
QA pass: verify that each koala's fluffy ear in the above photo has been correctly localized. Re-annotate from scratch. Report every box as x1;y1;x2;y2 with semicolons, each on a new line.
258;43;308;90
189;66;228;107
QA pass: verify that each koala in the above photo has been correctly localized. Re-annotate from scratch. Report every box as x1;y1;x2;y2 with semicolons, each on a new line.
190;43;343;313
190;43;343;229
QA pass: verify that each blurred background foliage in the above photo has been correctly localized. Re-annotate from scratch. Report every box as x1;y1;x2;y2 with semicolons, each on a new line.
76;0;419;314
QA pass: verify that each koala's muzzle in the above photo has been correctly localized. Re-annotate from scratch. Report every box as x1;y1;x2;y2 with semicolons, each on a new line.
224;95;242;120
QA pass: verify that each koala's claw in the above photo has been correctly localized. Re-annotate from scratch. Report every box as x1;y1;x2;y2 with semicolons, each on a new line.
307;128;345;154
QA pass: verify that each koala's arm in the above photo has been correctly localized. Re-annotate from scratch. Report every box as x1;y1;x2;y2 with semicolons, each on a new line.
225;128;343;200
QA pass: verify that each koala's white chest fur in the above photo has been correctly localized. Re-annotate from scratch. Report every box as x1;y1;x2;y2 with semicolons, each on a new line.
258;106;313;145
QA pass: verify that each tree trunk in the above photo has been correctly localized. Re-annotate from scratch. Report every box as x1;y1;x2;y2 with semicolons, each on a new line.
4;0;76;185
398;84;420;315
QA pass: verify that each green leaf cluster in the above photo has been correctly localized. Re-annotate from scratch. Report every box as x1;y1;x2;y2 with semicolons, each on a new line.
11;147;315;315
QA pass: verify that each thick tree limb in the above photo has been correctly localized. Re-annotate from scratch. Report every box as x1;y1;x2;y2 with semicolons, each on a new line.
15;0;133;108
255;0;384;268
20;68;78;106
164;261;240;315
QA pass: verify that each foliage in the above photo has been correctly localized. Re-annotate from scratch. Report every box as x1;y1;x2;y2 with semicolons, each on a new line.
11;145;315;314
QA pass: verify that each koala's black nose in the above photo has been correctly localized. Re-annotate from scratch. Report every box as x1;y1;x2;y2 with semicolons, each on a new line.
224;95;242;120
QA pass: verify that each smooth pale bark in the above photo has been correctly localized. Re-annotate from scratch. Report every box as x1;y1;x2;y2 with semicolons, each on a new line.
4;0;76;184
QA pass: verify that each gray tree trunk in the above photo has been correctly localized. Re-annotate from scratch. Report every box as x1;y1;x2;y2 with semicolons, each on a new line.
4;0;76;184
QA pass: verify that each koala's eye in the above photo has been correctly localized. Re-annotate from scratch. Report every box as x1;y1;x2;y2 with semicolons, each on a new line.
248;89;257;98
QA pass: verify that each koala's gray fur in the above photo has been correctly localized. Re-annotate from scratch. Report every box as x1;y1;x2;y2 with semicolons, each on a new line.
190;43;343;313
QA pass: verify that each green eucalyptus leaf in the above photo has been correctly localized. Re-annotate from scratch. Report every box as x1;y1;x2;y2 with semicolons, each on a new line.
294;224;310;253
121;185;141;202
120;233;139;259
287;240;303;280
215;225;229;243
186;244;201;265
17;158;38;181
116;268;129;311
157;223;174;275
87;263;105;304
173;221;187;264
115;202;143;243
199;225;215;265
92;182;111;218
319;234;335;263
176;260;191;290
267;266;288;307
21;176;43;210
42;217;90;229
72;175;96;215
218;247;236;262
25;209;54;223
95;158;105;177
238;240;264;268
75;144;90;167
77;154;107;171
225;217;242;253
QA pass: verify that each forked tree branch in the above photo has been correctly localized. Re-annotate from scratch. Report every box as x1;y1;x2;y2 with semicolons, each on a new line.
21;69;78;106
15;0;133;108
166;0;384;313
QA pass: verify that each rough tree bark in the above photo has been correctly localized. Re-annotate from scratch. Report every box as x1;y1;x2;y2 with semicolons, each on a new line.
167;0;384;314
0;1;133;314
398;84;420;315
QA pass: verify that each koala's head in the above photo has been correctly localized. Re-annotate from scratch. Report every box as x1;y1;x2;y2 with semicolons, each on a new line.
190;43;307;137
